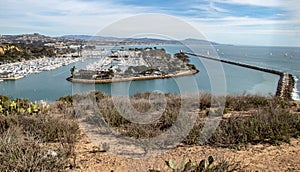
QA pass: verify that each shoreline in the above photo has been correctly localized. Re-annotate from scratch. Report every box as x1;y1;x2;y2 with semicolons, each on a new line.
67;69;199;84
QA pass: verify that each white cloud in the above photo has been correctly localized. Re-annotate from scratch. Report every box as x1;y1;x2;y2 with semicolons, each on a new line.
98;14;206;40
186;16;288;27
191;2;229;15
0;0;150;35
279;0;300;23
215;16;287;26
182;14;300;46
215;0;280;7
0;0;299;46
214;0;300;26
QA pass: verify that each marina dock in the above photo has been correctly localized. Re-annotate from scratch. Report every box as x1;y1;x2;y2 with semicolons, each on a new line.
184;52;295;100
0;75;24;81
0;57;79;81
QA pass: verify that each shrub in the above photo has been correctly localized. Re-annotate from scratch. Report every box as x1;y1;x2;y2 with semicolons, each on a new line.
18;114;79;143
0;127;68;171
164;156;238;172
74;91;300;148
0;95;80;170
225;94;271;111
209;106;300;146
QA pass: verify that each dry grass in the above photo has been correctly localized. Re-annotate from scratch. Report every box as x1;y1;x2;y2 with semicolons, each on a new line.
1;91;299;171
0;95;80;171
63;91;300;148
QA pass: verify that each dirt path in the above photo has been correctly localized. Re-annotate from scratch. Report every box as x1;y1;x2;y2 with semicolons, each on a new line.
70;131;300;172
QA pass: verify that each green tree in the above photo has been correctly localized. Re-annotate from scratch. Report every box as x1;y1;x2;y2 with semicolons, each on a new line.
108;69;114;77
174;52;190;63
70;66;76;76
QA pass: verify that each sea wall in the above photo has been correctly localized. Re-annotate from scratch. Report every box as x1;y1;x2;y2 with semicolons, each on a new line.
184;52;295;100
275;73;295;100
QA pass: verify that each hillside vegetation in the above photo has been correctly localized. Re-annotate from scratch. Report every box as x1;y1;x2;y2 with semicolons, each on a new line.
1;92;300;171
0;43;77;64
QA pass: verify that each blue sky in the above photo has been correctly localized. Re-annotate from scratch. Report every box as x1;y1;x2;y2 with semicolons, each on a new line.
0;0;299;46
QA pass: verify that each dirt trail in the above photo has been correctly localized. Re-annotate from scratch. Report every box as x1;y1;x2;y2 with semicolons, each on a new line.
70;130;300;172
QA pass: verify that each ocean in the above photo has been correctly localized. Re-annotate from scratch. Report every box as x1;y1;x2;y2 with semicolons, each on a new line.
0;44;299;101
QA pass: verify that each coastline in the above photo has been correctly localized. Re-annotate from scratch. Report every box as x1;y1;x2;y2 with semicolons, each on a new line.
67;69;199;84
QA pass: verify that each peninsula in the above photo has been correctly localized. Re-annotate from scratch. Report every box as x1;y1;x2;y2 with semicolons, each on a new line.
67;48;199;83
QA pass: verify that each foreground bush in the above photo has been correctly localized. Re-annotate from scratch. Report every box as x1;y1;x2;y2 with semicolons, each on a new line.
1;91;299;170
0;95;80;171
163;156;238;172
0;128;68;171
76;91;300;148
184;105;300;146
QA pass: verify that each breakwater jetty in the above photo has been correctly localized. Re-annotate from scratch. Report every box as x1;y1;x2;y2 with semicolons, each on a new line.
184;52;295;100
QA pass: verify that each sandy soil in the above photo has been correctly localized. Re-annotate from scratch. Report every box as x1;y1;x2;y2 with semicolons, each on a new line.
68;129;300;172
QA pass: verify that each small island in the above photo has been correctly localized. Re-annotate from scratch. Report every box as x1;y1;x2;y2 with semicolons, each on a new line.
67;48;199;84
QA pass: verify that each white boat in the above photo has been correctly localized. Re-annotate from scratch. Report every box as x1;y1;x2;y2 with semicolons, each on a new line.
207;50;210;56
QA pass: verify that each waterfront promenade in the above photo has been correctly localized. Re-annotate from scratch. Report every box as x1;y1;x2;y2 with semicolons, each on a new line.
184;52;295;100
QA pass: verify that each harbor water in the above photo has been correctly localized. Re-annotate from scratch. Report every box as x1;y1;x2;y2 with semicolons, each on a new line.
0;45;299;102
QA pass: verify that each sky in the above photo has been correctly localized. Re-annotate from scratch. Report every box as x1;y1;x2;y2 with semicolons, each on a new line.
0;0;299;46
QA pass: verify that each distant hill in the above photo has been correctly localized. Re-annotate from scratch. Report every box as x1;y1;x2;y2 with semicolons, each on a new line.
61;35;223;45
0;33;226;46
61;35;121;41
1;33;84;45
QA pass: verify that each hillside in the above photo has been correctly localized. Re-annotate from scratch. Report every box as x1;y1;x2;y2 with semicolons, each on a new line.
1;92;299;171
0;43;54;63
62;35;224;45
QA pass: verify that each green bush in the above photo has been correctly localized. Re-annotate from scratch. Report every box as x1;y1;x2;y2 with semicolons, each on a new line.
77;91;300;147
209;106;300;146
164;156;238;172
